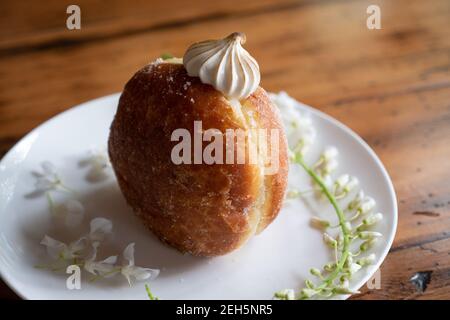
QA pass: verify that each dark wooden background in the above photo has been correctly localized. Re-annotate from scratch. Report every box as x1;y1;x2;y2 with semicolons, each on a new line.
0;0;449;299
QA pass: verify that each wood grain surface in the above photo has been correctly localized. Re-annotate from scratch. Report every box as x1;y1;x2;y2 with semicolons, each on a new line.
0;0;449;300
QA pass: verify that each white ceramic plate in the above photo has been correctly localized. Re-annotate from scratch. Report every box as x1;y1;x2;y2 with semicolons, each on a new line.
0;93;397;300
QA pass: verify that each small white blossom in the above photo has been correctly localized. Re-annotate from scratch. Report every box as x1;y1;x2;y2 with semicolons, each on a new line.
335;175;359;197
345;177;359;193
84;242;118;276
300;288;318;299
348;263;362;275
314;147;338;176
323;233;338;248
359;197;376;214
347;191;365;211
316;159;338;176
120;243;159;286
33;161;61;192
323;146;338;161
269;92;316;156
357;253;376;266
89;217;113;242
343;222;352;232
323;262;336;272
274;289;296;300
358;231;382;240
360;238;378;252
310;268;322;277
335;174;350;191
340;275;350;288
40;235;86;260
345;255;353;268
333;287;359;295
362;213;383;226
310;216;330;230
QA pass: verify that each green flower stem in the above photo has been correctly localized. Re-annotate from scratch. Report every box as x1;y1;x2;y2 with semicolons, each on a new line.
295;154;351;295
145;284;159;300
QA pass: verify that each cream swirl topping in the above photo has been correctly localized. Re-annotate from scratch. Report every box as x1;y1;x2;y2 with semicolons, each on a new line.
183;32;260;100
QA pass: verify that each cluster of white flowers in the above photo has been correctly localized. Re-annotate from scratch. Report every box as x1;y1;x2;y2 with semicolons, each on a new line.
40;217;159;284
270;92;384;300
34;149;159;286
32;161;85;227
270;91;316;157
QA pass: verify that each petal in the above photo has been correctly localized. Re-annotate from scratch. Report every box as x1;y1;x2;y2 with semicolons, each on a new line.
101;255;117;265
130;266;160;281
40;235;66;259
121;267;133;286
84;261;97;275
122;243;135;266
69;237;86;255
89;217;113;241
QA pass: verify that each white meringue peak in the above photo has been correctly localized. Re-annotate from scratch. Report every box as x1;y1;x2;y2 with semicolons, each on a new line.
183;32;260;100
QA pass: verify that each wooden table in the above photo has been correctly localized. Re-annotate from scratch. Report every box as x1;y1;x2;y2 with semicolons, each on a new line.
0;0;449;300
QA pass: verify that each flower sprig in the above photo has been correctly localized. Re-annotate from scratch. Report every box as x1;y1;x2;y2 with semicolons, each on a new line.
38;217;160;285
270;92;383;300
34;149;159;287
31;161;87;227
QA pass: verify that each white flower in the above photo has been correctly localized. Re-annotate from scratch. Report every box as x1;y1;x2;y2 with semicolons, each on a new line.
323;262;336;272
335;175;359;197
348;263;362;275
300;288;318;299
360;238;378;252
348;191;365;211
40;235;86;260
362;213;383;226
274;289;296;300
358;231;382;240
55;199;85;227
340;275;350;288
120;243;159;286
315;147;338;176
333;287;359;295
359;197;376;214
310;216;330;230
269;92;316;155
33;161;61;192
84;242;118;276
323;233;338;248
335;174;350;190
310;268;322;277
345;177;359;193
343;222;352;232
323;146;338;161
357;253;376;266
89;217;113;242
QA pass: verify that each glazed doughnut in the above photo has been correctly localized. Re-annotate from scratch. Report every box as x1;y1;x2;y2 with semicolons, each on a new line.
108;35;288;256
